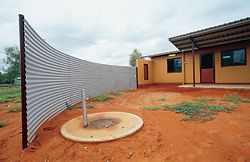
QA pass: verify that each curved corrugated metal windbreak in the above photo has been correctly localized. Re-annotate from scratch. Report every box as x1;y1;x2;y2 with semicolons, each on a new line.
22;16;136;146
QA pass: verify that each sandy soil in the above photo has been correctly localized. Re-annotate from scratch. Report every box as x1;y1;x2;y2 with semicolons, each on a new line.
0;85;250;162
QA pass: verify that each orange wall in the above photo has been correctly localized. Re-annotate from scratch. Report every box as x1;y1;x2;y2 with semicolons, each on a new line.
183;52;200;83
136;59;154;84
151;54;183;83
215;44;250;83
137;41;250;85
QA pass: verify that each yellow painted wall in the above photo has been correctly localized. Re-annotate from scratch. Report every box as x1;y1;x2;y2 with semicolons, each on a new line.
151;54;183;83
181;42;250;84
215;46;250;83
183;52;200;83
136;59;154;84
137;41;250;85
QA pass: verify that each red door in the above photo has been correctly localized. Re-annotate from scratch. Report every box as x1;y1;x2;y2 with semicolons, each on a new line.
200;53;215;83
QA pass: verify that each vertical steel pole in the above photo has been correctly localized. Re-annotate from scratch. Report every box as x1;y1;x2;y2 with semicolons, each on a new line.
192;41;196;87
19;14;28;149
81;89;88;127
182;51;185;85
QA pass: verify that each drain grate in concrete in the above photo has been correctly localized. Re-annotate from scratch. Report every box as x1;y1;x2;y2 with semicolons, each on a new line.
89;118;119;129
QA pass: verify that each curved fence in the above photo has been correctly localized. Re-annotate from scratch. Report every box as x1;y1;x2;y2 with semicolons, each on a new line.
19;15;137;148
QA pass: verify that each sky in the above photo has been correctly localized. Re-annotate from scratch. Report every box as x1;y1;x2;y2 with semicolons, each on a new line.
0;0;249;67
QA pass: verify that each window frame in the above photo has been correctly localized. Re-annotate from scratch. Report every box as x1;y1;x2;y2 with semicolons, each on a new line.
167;57;182;73
221;48;247;67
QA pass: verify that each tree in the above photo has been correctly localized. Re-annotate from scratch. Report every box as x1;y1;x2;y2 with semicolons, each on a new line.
129;48;142;67
0;46;20;84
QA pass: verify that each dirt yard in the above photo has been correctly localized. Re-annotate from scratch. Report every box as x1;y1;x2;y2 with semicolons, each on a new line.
1;85;250;162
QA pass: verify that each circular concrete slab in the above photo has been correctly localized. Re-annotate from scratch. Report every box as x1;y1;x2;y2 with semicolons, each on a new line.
61;112;143;142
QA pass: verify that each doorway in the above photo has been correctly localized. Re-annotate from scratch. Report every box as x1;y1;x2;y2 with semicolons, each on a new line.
200;53;215;83
144;64;148;80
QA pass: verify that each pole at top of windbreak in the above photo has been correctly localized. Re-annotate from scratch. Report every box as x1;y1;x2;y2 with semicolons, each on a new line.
19;14;28;149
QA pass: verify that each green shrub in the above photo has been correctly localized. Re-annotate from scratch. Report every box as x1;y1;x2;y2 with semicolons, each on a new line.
242;98;250;103
196;97;216;102
110;91;124;96
206;104;235;113
65;102;81;110
142;100;236;122
15;98;22;103
161;104;173;111
7;103;21;113
0;86;21;103
0;121;6;128
93;94;111;102
223;94;250;104
174;101;204;115
87;105;94;109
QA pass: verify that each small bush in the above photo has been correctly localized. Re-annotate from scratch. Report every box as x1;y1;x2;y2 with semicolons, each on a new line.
66;102;81;110
242;98;250;103
0;87;21;103
174;101;204;115
143;106;161;110
8;103;21;113
15;98;22;103
93;94;111;102
223;94;250;104
110;91;124;96
206;104;235;113
196;97;216;102
87;105;94;109
161;104;173;111
0;121;6;128
142;101;236;122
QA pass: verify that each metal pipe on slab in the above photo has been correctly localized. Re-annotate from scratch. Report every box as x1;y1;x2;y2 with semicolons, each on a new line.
81;89;88;127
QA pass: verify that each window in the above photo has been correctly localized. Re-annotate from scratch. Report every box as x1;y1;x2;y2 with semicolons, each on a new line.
201;53;214;69
221;48;246;67
144;64;148;80
167;58;182;73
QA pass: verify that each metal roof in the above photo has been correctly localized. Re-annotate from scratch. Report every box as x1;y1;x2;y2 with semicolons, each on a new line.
169;17;250;51
143;50;181;58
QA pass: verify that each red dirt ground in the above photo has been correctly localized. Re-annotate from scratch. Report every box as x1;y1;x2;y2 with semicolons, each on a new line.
1;85;250;162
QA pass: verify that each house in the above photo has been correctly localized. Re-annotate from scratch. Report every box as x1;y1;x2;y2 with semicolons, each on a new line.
14;77;21;85
136;17;250;86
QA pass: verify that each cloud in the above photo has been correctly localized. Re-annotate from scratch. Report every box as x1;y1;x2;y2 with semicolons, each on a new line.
0;0;249;66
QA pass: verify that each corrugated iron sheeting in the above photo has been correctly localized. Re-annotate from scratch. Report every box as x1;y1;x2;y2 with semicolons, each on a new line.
169;17;250;51
24;19;136;144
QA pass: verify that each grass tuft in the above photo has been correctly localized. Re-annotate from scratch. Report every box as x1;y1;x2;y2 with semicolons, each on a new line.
15;98;22;103
87;105;94;109
66;102;81;110
172;101;235;122
93;94;112;102
143;100;236;122
7;103;21;113
0;86;21;103
223;94;250;104
174;101;204;115
196;97;216;102
161;104;173;111
0;121;6;128
110;91;124;96
143;106;161;110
